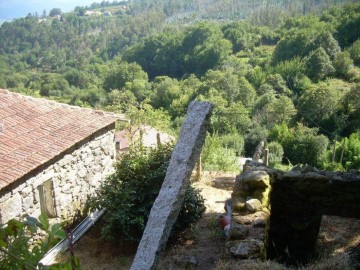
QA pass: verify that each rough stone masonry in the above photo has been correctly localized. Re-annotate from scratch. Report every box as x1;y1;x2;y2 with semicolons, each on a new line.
131;101;213;270
229;161;360;265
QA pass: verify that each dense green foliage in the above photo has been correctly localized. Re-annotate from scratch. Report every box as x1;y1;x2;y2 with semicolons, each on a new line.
321;132;360;171
91;144;205;242
267;141;284;167
1;0;360;170
0;214;78;269
270;123;330;165
201;133;239;172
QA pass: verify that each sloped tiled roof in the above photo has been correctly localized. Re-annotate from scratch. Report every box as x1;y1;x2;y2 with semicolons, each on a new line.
0;89;126;190
115;125;174;151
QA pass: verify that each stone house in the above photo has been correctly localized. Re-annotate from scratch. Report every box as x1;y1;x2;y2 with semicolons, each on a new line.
0;89;126;224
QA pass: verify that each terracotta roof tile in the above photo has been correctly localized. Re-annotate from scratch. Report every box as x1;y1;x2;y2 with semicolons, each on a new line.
0;89;127;190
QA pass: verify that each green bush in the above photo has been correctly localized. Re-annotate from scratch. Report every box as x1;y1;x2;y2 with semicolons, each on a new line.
0;214;78;270
270;123;329;166
321;161;345;172
220;132;245;156
267;141;284;167
91;144;205;242
201;133;239;172
320;132;360;171
244;125;268;157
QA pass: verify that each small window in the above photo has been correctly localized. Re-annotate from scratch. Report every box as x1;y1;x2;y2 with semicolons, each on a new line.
38;180;57;218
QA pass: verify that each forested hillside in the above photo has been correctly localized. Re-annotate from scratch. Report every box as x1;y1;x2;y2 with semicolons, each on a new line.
1;0;360;171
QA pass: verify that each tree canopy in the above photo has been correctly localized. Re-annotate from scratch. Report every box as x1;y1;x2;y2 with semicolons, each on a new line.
1;0;360;169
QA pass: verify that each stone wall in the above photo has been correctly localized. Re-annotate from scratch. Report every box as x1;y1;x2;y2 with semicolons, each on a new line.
0;127;116;224
268;165;360;264
227;161;271;260
229;162;360;265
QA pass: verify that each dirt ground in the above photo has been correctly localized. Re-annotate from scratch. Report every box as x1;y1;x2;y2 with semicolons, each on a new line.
63;172;360;270
64;172;234;270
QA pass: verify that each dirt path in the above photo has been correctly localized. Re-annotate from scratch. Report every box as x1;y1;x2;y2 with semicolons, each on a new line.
65;171;360;270
156;173;235;270
70;172;235;270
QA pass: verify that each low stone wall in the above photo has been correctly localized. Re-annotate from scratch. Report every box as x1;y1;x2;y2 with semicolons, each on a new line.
227;163;272;259
268;165;360;264
0;127;116;224
229;162;360;265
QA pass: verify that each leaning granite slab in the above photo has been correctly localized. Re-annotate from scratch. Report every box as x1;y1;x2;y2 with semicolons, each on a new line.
130;101;213;270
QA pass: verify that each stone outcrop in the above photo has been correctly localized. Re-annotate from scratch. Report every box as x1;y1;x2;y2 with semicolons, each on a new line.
131;101;213;270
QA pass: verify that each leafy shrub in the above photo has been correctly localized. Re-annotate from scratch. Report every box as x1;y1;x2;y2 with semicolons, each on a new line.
321;161;345;172
0;214;77;269
349;39;360;66
320;132;360;171
270;123;329;166
201;133;239;172
91;144;205;242
244;125;268;157
267;141;284;167
220;132;245;156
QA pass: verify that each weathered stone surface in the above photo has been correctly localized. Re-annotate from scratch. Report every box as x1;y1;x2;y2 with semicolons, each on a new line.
226;239;265;259
43;169;55;181
184;255;198;267
283;170;303;181
233;211;269;225
131;101;213;270
304;172;329;182
269;167;360;265
232;196;246;211
21;186;32;197
252;188;271;208
234;180;250;191
246;198;262;212
239;170;270;188
232;187;249;197
229;224;250;240
253;216;267;228
231;162;360;265
0;193;22;222
89;172;102;187
0;130;116;224
78;167;87;178
292;164;319;173
248;227;267;241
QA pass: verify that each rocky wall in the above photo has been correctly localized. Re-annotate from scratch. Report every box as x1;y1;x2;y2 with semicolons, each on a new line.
268;165;360;265
227;162;272;259
229;162;360;265
0;127;116;224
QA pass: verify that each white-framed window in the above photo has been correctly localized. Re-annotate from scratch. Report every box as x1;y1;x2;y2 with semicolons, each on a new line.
38;180;57;218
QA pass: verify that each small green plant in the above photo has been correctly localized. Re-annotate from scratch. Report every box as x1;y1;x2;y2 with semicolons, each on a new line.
267;141;284;167
0;214;79;269
270;123;329;166
221;132;245;156
201;132;239;172
206;214;225;239
91;143;206;242
320;132;360;171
